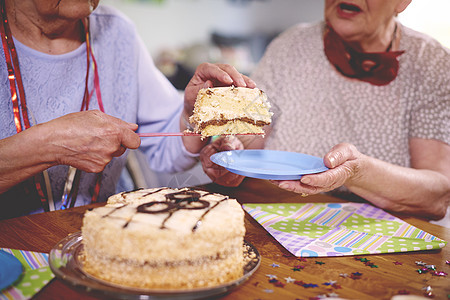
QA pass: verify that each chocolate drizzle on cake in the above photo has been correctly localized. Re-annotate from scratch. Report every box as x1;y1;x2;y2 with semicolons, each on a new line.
123;217;133;228
143;187;168;197
120;187;169;200
102;204;126;218
121;188;144;199
137;191;210;214
105;188;231;232
192;196;228;232
137;201;176;214
136;190;212;229
165;191;208;209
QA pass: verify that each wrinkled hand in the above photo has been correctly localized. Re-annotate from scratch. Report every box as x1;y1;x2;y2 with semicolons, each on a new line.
200;136;245;187
271;143;363;195
47;110;140;173
184;63;256;114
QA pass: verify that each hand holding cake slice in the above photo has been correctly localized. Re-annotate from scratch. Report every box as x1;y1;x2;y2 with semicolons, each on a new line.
189;86;273;137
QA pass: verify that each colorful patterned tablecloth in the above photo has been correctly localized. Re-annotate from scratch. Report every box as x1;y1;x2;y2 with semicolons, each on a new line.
0;249;54;300
243;203;447;257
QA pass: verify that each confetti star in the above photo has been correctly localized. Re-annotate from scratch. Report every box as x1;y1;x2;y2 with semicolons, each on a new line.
446;260;449;265
322;280;337;286
315;261;325;265
360;258;369;262
327;292;340;297
263;289;274;293
425;265;436;270
292;265;305;271
274;281;285;288
269;278;278;283
350;272;363;279
393;261;403;265
285;277;296;283
423;287;434;298
266;274;277;279
339;273;348;278
432;271;448;277
415;261;427;266
417;268;429;274
303;283;319;288
271;263;280;268
294;280;305;286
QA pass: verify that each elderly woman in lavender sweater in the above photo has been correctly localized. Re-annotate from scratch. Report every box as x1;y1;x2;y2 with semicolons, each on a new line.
0;0;254;219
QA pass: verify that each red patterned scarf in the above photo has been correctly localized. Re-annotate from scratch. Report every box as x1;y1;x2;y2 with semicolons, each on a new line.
324;24;404;86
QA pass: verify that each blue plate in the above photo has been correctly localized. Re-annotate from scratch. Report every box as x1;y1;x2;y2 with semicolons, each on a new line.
210;150;328;180
0;250;23;291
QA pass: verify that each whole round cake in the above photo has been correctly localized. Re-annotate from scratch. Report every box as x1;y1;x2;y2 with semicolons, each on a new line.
81;187;245;289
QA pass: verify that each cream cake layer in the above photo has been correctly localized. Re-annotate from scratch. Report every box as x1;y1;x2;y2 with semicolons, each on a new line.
189;86;272;137
82;248;242;289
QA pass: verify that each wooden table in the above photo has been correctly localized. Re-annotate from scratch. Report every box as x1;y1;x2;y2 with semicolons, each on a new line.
1;178;449;300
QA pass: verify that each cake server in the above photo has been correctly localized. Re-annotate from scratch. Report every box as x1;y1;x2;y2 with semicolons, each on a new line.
137;132;264;137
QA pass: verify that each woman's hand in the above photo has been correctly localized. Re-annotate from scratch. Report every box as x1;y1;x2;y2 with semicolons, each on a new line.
184;63;256;115
271;140;450;220
48;110;141;173
200;136;246;187
0;110;140;194
271;143;362;195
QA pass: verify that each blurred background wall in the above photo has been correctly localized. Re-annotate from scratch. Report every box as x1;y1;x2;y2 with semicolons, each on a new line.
103;0;324;90
102;0;450;190
103;0;323;58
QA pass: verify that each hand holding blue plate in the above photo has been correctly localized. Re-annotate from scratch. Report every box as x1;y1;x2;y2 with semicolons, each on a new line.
210;150;328;180
0;250;23;291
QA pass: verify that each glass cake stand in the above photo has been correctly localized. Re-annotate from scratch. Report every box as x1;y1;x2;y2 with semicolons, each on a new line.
49;231;260;300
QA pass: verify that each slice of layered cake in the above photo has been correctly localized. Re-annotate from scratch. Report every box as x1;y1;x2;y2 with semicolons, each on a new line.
189;86;272;137
81;187;245;289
